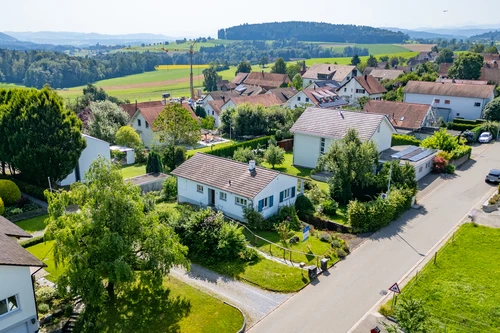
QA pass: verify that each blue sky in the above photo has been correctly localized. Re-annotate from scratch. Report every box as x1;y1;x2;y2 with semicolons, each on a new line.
2;0;498;37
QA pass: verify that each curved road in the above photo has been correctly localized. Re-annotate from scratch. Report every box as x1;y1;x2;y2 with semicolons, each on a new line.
249;142;500;333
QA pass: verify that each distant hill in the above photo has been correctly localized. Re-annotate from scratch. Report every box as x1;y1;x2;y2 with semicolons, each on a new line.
470;30;500;42
415;26;500;38
0;32;17;42
383;27;466;40
5;31;175;46
218;21;409;44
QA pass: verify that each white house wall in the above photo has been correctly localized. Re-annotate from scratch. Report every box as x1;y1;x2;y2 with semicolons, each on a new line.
287;91;315;109
252;174;300;219
130;112;158;147
413;154;436;181
339;79;383;105
403;92;494;120
292;133;332;169
203;103;221;127
371;118;395;152
0;266;39;333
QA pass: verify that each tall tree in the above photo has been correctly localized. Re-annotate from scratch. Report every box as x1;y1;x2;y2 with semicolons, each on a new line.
435;48;454;64
366;55;378;67
448;52;484;80
390;56;399;67
235;61;252;75
115;125;141;148
45;158;188;318
485;45;499;54
483;98;500;121
350;54;361;66
86;101;129;143
264;144;285;169
153;103;201;146
318;129;379;204
0;87;86;185
259;56;269;68
286;63;302;80
202;66;221;92
271;58;287;74
292;73;303;90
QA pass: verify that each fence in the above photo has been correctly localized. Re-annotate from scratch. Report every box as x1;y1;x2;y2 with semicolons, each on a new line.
277;139;294;152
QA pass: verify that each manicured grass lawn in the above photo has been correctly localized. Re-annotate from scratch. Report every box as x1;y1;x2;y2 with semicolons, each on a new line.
206;256;308;293
121;163;147;179
390;224;500;332
27;240;65;282
15;214;48;233
318;206;349;226
187;140;235;157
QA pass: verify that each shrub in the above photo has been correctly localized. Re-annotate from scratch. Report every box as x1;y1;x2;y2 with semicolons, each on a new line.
275;205;301;231
331;240;341;248
0;198;4;215
391;134;421;146
0;180;22;205
436;151;451;161
321;199;338;216
135;143;148;164
36;286;57;304
207;136;271;158
306;184;327;205
38;303;50;314
319;233;331;242
7;207;23;215
243;205;266;230
489;194;500;205
336;248;347;258
432;156;448;173
452;118;485;125
16;196;30;208
200;116;216;130
450;145;472;160
233;146;258;164
240;247;259;263
444;163;456;174
446;122;480;131
20;235;44;248
379;303;393;317
295;195;315;221
146;151;162;173
479;121;499;139
111;149;126;161
162;177;177;201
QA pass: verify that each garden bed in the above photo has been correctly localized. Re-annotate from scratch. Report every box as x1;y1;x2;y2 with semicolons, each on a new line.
3;198;44;219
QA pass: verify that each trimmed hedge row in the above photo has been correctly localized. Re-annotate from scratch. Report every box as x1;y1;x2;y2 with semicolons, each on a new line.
450;145;472;160
20;235;44;248
0;176;47;202
452;118;486;125
391;134;421;147
447;123;481;131
469;126;482;141
206;136;272;158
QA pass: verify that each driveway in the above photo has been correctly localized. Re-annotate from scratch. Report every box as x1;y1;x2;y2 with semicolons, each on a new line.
249;142;500;333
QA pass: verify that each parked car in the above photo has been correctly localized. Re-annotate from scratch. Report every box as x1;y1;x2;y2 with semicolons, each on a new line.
478;132;493;143
485;169;500;183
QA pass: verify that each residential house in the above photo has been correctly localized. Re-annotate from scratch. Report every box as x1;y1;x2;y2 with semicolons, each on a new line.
206;100;225;127
60;134;110;186
305;80;341;90
0;216;46;333
338;75;387;105
363;100;437;134
302;64;359;88
171;153;303;220
121;101;163;119
290;108;396;168
368;69;405;82
379;145;438;181
236;72;291;90
220;94;283;112
233;84;266;96
408;52;438;67
129;102;199;147
286;87;348;109
265;87;298;103
480;64;500;84
436;78;488;85
232;73;249;86
403;81;495;121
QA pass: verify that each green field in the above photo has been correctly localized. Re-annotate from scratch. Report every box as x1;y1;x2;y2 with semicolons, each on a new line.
303;51;418;66
389;224;500;332
116;39;238;53
319;43;412;55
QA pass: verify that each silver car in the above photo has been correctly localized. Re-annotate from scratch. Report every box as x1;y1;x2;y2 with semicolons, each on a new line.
485;169;500;183
479;132;493;143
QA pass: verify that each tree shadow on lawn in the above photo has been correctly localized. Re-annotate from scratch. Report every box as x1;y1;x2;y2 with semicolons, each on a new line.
98;284;191;333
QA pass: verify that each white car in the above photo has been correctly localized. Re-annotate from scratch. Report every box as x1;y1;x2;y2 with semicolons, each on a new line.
478;132;493;143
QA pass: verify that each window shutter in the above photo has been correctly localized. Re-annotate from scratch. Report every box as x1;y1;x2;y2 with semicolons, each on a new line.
291;186;296;198
269;195;274;208
279;191;284;203
258;200;263;212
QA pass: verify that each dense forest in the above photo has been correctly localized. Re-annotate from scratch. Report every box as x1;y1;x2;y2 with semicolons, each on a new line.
469;30;500;42
218;22;409;43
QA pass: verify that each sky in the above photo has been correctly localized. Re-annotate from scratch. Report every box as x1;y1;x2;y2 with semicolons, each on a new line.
2;0;499;37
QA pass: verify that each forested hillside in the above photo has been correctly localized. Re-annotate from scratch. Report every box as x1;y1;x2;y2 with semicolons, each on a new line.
0;32;16;42
218;22;408;43
470;30;500;42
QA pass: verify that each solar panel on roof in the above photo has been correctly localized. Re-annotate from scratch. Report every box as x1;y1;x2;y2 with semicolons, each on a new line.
409;149;434;162
312;92;324;99
391;146;419;159
324;91;336;97
317;91;330;98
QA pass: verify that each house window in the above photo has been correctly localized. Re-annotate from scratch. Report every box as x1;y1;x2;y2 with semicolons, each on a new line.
212;110;215;115
320;138;326;154
344;88;347;92
197;184;203;193
305;97;310;102
279;186;296;203
0;295;19;317
235;196;247;206
456;113;460;117
297;96;301;101
419;166;423;172
258;195;274;212
377;126;380;133
356;89;366;94
434;99;440;104
145;121;149;128
137;119;142;126
219;192;227;201
474;102;481;107
444;100;451;105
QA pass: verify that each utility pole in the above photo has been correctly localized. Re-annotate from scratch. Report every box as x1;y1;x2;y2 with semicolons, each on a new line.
189;41;197;100
387;161;393;195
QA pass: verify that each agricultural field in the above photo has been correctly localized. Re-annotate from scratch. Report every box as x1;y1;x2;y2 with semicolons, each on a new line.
319;43;412;55
116;39;238;53
396;43;436;52
303;51;418;66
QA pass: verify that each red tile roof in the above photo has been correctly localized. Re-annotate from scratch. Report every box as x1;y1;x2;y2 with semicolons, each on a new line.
134;101;200;129
229;94;283;107
207;100;225;115
241;72;291;89
354;75;387;94
404;81;495;98
363;100;431;130
120;101;163;118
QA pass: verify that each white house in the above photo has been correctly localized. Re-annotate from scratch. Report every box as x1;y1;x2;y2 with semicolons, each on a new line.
171;153;304;221
302;64;359;88
379;145;438;181
338;75;387;105
286;87;348;109
290;108;396;168
403;81;495;121
60;134;110;186
0;217;46;333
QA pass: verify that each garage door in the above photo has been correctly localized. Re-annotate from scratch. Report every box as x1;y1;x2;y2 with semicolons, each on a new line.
4;321;28;333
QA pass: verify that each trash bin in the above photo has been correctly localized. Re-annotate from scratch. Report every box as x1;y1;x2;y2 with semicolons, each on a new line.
320;258;329;271
308;266;317;280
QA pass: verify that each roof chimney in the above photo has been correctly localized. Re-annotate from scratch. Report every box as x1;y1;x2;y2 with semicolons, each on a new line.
364;74;368;81
328;66;331;71
228;180;232;186
249;160;256;171
262;70;264;77
135;100;138;111
221;95;226;103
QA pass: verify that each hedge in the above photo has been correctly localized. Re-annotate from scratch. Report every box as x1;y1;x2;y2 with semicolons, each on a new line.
446;123;481;131
452;118;486;125
469;126;482;142
0;179;21;206
450;145;472;160
0;176;47;202
20;235;45;248
206;136;271;158
391;134;421;147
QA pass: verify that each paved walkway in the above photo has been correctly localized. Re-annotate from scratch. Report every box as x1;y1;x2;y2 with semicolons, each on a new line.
170;264;293;327
22;192;48;209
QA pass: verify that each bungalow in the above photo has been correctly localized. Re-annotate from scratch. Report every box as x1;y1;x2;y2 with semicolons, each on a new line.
60;134;110;186
171;153;303;221
368;69;405;82
286;87;348;109
379;145;438;181
129;102;199;147
302;64;358;88
236;72;291;90
290;108;396;168
338;75;387;105
363;100;437;133
403;81;495;121
0;216;46;333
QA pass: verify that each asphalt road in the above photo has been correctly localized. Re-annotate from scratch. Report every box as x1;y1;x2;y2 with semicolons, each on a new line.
249;142;500;333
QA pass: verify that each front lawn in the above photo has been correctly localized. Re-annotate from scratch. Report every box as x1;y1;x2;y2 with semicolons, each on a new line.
120;163;146;179
15;214;48;233
206;256;308;293
27;240;65;282
317;206;349;226
387;224;500;332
